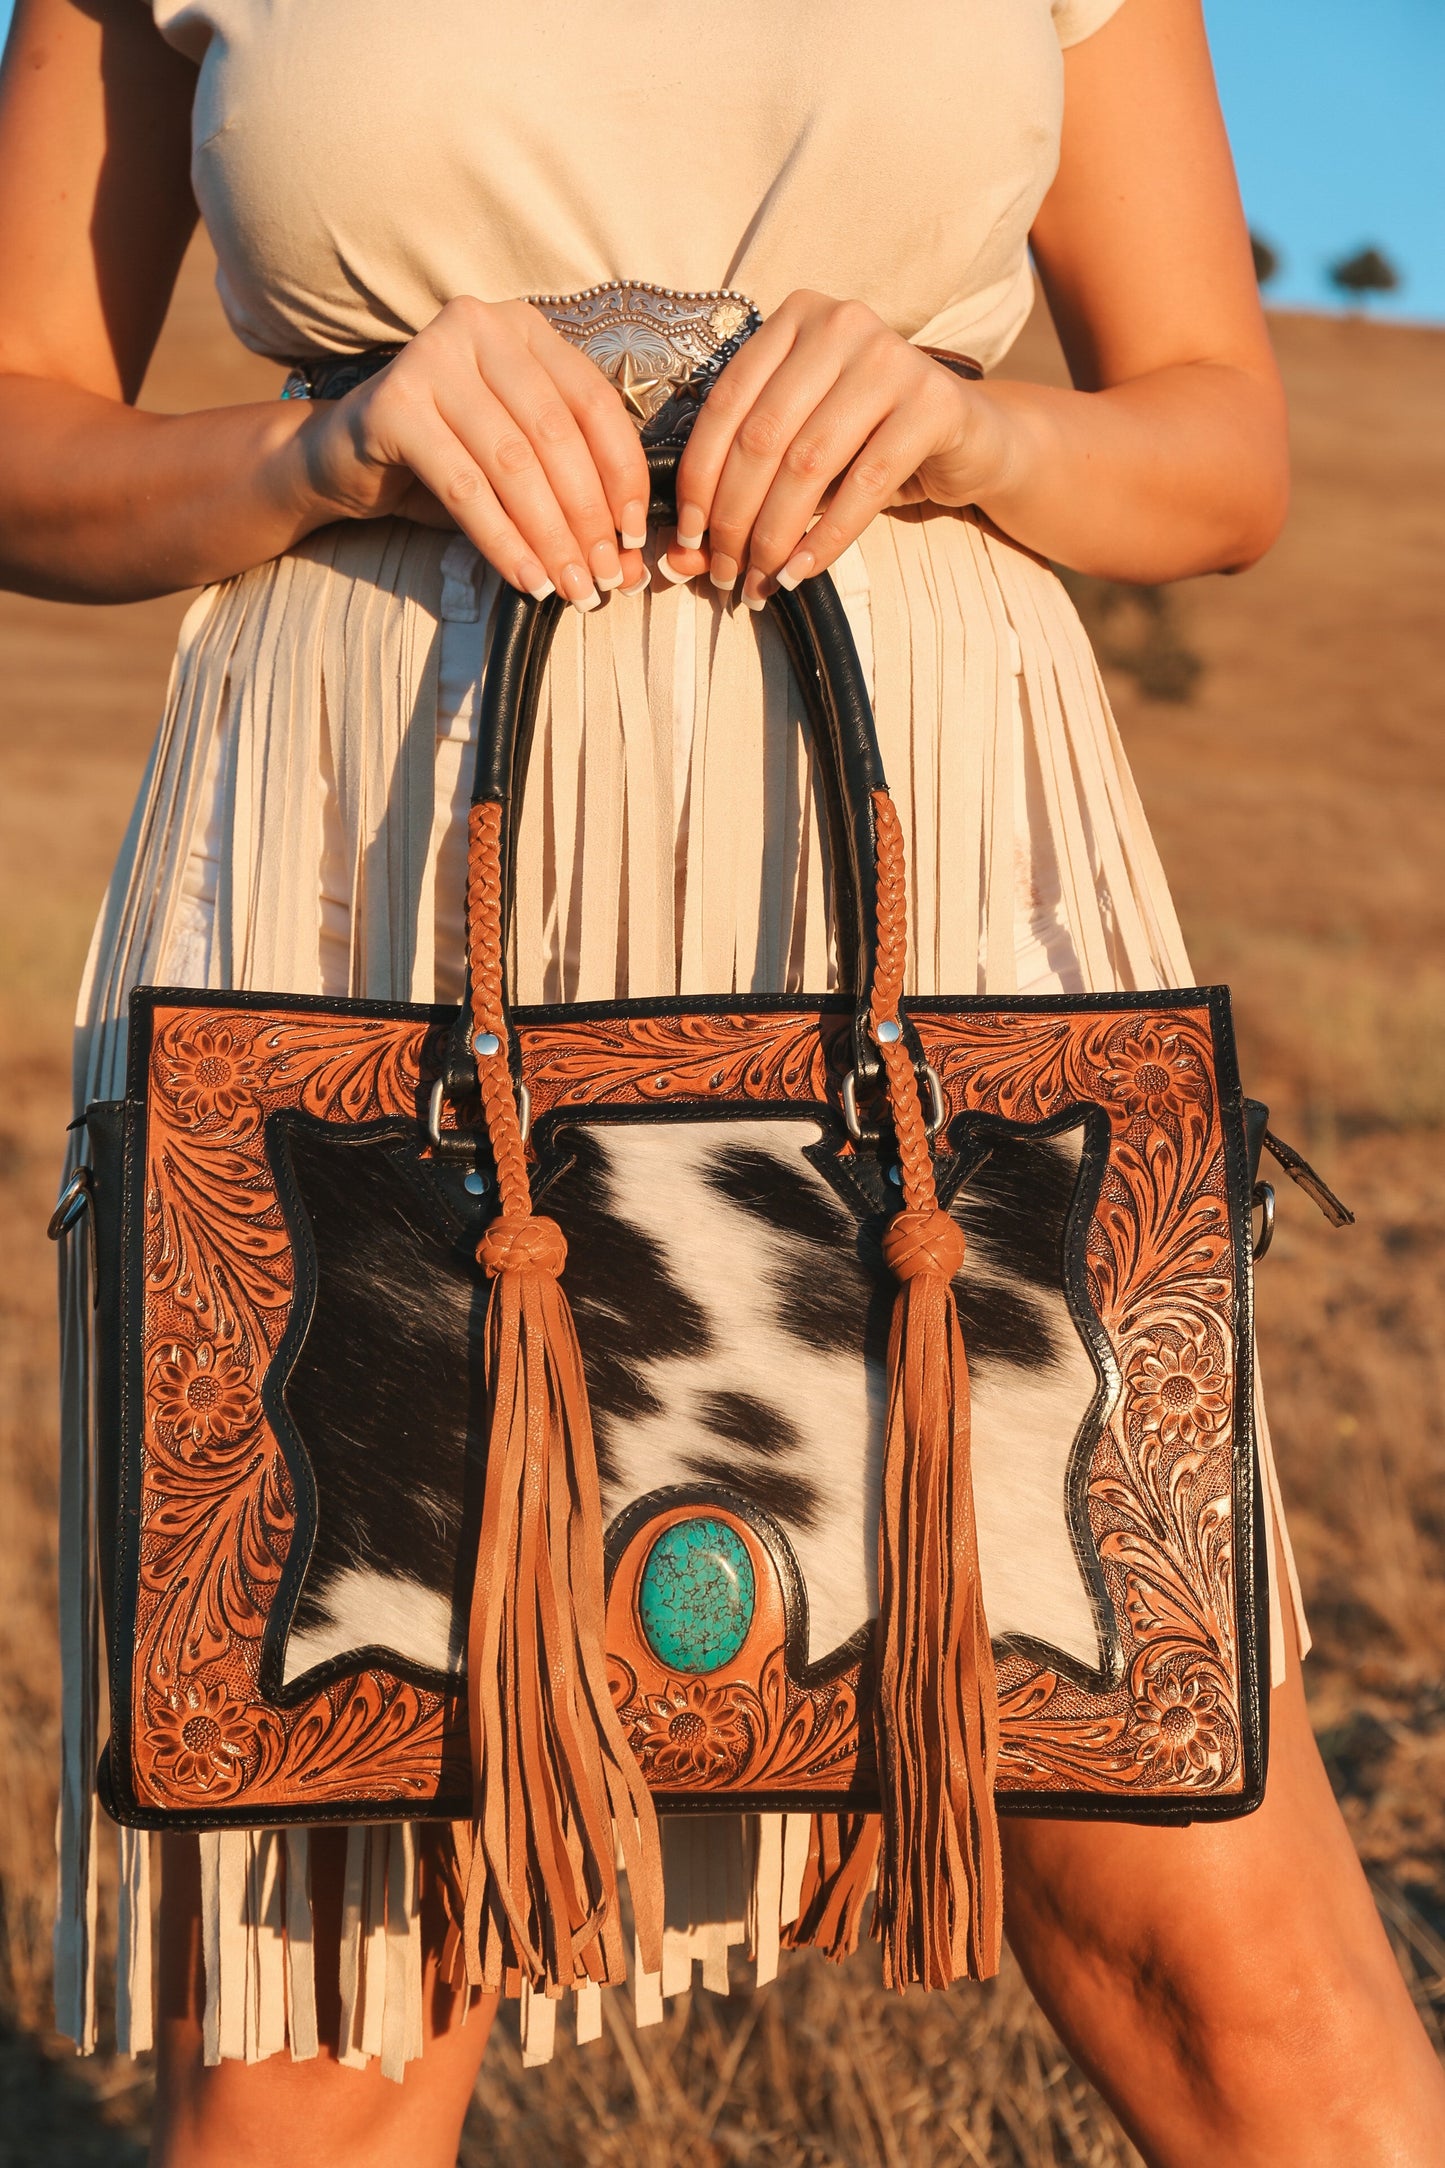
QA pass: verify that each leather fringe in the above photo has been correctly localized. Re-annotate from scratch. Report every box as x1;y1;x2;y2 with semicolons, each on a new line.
780;1813;881;1963
866;791;1003;1989
449;801;663;1994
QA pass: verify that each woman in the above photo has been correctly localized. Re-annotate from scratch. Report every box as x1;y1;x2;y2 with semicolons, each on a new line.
1;0;1441;2160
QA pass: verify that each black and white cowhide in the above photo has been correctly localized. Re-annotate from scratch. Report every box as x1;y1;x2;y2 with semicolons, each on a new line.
269;1106;1110;1699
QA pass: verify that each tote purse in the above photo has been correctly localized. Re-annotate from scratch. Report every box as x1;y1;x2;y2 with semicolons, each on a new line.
58;287;1347;2001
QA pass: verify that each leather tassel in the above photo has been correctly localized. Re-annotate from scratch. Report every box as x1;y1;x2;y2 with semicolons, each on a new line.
450;801;664;1994
780;1813;881;1962
865;789;1002;1990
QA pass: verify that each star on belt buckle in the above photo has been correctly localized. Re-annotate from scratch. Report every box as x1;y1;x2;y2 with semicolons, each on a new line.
527;282;762;448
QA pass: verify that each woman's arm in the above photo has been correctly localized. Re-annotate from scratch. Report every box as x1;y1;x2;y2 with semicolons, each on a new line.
0;0;648;605
672;0;1288;599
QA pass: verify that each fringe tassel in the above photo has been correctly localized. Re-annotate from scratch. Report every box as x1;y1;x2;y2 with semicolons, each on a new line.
198;1825;419;2081
874;1208;1001;1985
866;790;1003;1990
449;800;663;1994
780;1814;881;1963
114;1827;154;2054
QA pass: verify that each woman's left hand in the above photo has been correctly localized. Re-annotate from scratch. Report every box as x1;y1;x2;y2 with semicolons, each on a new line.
665;290;1020;605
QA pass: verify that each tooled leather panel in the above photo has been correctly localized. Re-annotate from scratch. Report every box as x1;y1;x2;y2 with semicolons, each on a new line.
116;990;1259;1823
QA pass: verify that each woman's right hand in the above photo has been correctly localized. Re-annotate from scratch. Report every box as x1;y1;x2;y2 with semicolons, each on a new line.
292;297;653;609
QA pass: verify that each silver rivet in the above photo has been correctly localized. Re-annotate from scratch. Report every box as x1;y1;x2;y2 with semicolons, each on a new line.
473;1030;501;1058
463;1171;489;1196
876;1017;902;1045
887;1165;902;1186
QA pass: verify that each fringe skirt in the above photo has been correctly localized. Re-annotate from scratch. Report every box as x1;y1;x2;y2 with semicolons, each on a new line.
55;504;1310;2071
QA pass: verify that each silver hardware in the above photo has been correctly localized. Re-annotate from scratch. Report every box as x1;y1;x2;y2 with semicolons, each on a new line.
430;1074;531;1147
841;1063;947;1146
427;1078;448;1149
48;1166;92;1241
473;1030;502;1058
840;1068;875;1144
920;1063;947;1141
1251;1180;1276;1261
875;1017;902;1045
464;1171;489;1196
527;282;762;434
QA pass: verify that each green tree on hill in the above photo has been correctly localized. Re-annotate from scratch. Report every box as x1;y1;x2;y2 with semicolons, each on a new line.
1328;245;1402;308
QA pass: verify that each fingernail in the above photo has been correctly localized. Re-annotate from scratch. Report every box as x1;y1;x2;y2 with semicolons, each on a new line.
572;589;601;614
742;589;768;612
518;556;552;597
676;507;706;551
656;555;693;585
590;542;624;591
776;551;814;591
528;578;556;601
620;505;648;551
709;556;738;593
620;568;652;597
560;562;599;606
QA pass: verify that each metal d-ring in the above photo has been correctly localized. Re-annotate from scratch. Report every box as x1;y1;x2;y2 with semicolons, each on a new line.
840;1061;947;1146
1251;1179;1276;1260
427;1076;532;1148
48;1165;93;1241
919;1063;947;1141
840;1067;878;1144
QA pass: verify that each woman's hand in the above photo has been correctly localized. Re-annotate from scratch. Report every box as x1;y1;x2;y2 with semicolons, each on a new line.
665;291;1021;606
293;297;652;609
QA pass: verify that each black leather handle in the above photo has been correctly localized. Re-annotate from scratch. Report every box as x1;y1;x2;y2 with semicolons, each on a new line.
444;445;897;1094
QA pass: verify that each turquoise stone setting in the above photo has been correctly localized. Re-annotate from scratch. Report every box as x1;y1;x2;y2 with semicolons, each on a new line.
637;1518;756;1675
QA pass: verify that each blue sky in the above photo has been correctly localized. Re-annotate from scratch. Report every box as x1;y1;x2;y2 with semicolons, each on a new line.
1204;0;1442;321
0;0;1439;322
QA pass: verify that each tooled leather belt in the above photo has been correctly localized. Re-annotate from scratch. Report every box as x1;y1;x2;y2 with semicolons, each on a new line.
281;281;983;438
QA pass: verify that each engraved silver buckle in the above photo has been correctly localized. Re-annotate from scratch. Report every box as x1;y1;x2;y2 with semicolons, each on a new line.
527;282;762;439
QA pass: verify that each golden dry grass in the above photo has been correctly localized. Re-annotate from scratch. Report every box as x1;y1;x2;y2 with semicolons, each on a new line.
0;242;1441;2160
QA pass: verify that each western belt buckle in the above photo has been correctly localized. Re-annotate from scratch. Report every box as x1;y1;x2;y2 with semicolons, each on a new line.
526;281;762;447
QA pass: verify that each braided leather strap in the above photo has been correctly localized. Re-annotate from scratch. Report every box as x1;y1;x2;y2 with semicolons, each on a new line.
445;801;663;1996
868;789;1002;1988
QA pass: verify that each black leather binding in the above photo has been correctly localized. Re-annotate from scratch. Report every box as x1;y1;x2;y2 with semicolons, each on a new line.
444;442;905;1093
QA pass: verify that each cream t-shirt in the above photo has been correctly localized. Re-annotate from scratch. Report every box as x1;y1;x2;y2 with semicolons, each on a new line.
149;0;1126;368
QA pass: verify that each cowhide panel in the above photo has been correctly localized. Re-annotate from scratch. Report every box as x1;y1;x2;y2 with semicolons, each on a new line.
272;1108;1107;1696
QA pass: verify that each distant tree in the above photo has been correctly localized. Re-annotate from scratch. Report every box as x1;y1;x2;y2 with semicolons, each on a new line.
1328;245;1401;307
1250;232;1280;286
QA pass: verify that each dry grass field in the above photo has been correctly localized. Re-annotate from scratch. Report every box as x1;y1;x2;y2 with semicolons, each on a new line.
0;241;1441;2163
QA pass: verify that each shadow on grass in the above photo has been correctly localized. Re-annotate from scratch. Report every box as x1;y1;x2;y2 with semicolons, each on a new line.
0;2026;148;2168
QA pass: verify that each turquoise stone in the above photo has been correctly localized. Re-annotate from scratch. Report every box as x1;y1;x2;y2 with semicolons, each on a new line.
638;1518;756;1674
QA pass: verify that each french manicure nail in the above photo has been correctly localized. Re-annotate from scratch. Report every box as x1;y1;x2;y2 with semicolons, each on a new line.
742;589;768;612
527;578;556;601
620;569;652;596
621;504;648;550
656;555;693;585
676;507;706;551
621;528;647;551
596;567;625;592
776;553;813;591
709;561;738;593
572;590;601;613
